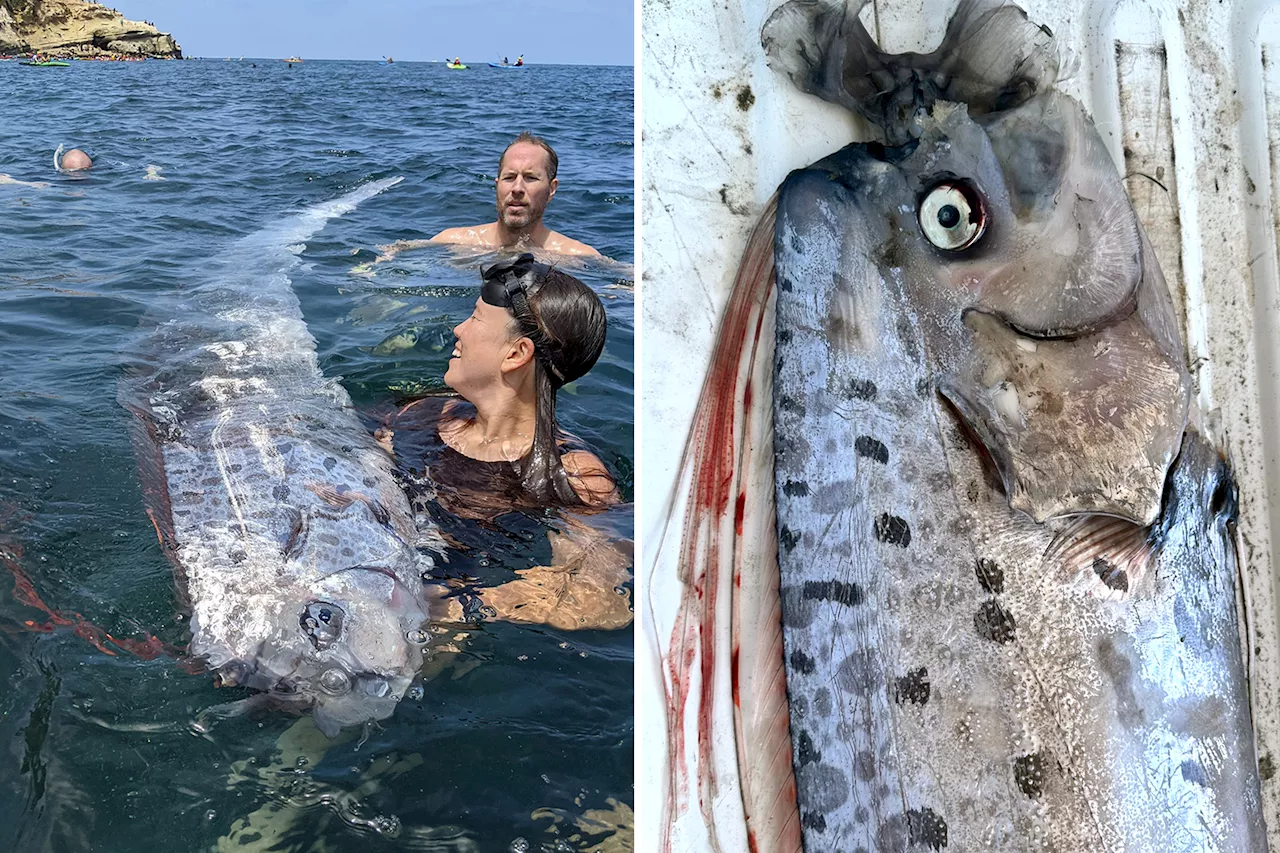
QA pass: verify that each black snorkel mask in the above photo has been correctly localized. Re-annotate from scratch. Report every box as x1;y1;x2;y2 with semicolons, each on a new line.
478;253;568;384
480;253;552;312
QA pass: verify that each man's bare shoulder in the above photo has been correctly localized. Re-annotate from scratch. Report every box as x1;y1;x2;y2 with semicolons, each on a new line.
430;223;500;246
543;230;601;258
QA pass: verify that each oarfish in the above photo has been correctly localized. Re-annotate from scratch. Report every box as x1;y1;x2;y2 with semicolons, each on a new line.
121;178;442;737
652;1;1267;850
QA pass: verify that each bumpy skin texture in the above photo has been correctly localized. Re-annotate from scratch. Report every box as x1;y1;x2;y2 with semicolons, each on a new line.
765;0;1265;849
124;179;439;736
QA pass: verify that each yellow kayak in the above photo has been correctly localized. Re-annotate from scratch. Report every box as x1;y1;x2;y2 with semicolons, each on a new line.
446;62;467;69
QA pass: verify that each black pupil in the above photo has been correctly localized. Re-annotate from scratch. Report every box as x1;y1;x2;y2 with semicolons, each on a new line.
937;204;961;228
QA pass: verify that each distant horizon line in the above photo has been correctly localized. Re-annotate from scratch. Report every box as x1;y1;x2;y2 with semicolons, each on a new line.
189;56;634;67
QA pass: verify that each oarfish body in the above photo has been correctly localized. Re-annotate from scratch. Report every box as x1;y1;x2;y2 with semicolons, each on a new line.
122;178;441;736
655;1;1267;850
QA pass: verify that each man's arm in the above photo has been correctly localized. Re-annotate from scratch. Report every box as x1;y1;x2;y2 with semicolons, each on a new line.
370;238;434;266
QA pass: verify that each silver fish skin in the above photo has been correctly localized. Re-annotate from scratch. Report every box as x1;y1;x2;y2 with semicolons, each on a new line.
123;178;441;737
763;0;1266;850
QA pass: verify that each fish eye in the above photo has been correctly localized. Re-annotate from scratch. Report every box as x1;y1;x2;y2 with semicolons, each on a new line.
301;601;345;651
919;182;986;251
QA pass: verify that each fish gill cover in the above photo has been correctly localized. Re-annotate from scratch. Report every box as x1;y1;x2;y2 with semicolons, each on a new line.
654;0;1266;851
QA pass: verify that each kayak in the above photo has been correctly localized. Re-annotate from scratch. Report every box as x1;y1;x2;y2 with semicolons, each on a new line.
446;63;467;69
21;60;70;66
488;62;525;68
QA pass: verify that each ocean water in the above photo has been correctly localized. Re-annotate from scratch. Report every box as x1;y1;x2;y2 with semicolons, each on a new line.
0;59;633;852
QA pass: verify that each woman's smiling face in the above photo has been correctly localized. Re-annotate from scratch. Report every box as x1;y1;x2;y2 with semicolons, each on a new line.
444;297;520;396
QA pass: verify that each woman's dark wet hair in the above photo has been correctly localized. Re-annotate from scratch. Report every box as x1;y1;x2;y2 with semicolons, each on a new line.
480;255;608;504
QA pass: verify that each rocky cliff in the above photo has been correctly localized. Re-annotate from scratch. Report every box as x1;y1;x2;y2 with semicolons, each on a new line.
0;0;180;57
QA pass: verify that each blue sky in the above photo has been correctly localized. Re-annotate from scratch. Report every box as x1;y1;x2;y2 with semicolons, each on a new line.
119;0;634;65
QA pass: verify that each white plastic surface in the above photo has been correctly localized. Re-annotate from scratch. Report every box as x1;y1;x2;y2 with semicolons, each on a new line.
639;0;1280;848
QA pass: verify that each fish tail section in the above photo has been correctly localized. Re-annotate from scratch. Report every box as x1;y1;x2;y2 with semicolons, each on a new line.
659;195;801;852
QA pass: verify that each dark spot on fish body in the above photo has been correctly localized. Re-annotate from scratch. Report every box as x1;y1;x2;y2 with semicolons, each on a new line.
800;811;827;833
1014;752;1047;798
1097;636;1146;728
894;667;930;706
854;807;869;825
1092;557;1129;593
796;763;849;812
975;558;1004;594
915;377;931;398
783;479;810;497
813;687;832;717
848;378;878;401
778;327;793;344
780;525;800;552
906;808;948;850
874;513;911;547
854;749;877;781
974;598;1017;643
736;85;755;110
803;579;865;606
789;233;805;256
1180;759;1210;787
797;730;821;766
323;457;337;471
854;436;889;464
836;649;879;692
790;649;816;674
777;273;794;293
779;394;805;416
271;484;289;501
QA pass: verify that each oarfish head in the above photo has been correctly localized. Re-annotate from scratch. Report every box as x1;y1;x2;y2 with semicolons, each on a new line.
767;0;1189;525
194;492;434;737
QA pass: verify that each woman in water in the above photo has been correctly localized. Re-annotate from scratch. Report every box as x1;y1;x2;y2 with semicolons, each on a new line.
377;253;629;630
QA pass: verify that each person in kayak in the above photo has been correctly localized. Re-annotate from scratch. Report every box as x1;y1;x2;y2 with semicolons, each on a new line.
515;55;524;66
371;132;600;264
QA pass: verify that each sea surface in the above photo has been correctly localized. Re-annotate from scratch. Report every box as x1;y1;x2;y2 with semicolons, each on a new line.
0;58;633;853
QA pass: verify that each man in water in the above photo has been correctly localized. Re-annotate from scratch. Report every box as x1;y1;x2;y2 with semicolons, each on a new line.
370;132;600;265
